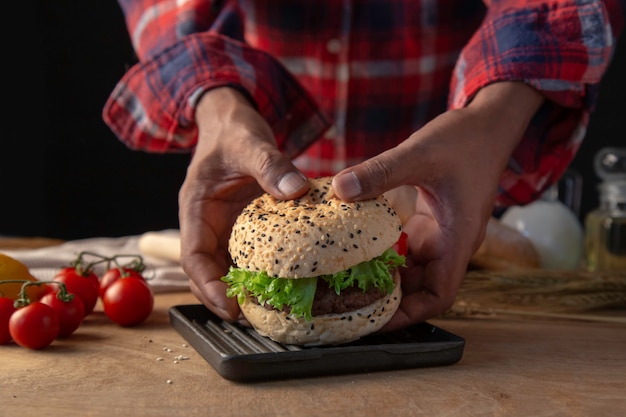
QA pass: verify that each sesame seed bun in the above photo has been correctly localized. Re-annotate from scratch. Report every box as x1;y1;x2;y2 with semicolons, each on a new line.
225;177;404;346
240;269;402;346
228;177;403;278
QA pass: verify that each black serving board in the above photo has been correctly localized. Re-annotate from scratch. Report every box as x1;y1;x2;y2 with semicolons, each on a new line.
169;304;465;382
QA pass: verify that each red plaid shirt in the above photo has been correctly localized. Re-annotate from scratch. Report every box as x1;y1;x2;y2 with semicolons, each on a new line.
103;0;625;208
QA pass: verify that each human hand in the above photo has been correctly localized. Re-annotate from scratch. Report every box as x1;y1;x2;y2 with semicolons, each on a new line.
178;87;310;321
332;82;544;330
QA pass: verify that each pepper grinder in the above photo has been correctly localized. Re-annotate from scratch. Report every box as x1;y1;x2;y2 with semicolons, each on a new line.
584;147;626;272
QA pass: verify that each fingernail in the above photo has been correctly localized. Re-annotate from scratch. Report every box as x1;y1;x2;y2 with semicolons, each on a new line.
334;171;362;199
277;172;307;196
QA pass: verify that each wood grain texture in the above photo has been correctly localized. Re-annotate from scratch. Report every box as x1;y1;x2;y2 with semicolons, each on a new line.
2;292;625;417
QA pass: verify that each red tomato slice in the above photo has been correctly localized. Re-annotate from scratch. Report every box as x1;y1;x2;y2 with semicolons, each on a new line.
392;232;409;256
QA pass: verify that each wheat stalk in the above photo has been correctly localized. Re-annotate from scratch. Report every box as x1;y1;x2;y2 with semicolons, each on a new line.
446;269;626;323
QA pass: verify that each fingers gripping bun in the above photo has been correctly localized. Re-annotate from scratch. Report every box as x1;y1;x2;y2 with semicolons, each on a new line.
229;177;403;278
240;270;402;346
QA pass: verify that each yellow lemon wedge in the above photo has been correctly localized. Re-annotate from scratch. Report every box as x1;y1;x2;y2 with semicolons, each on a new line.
0;253;47;301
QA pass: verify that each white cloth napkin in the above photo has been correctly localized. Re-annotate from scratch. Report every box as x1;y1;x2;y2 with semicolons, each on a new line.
1;230;190;293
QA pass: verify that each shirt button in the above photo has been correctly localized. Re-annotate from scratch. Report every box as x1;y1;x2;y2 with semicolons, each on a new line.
326;38;342;54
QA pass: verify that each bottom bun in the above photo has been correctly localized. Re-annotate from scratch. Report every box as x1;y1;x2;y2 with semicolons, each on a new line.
240;270;402;346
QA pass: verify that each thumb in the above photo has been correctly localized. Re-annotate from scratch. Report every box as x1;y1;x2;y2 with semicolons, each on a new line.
332;144;420;201
241;141;310;200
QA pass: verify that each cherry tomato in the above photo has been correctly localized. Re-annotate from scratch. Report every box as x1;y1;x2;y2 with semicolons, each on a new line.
40;292;85;338
392;232;409;256
56;267;100;292
99;267;144;299
0;297;17;345
9;302;60;349
103;277;153;327
53;268;99;315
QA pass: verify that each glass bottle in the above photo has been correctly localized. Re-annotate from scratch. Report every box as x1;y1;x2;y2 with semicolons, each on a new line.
584;147;626;272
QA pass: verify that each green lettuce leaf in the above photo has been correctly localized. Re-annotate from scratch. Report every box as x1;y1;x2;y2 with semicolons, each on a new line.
221;248;405;320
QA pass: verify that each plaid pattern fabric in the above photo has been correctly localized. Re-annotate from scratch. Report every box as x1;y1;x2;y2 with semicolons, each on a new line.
104;0;624;208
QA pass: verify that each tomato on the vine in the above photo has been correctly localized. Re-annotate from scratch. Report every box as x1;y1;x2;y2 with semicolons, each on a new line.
103;277;153;327
99;267;144;299
392;232;409;257
52;267;99;315
40;291;85;338
9;302;59;349
0;297;16;345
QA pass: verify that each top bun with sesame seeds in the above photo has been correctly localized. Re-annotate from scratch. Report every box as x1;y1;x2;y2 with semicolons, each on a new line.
221;177;407;346
229;177;403;279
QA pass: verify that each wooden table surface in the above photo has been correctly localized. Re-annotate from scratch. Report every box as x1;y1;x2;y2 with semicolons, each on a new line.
2;236;625;416
2;290;625;417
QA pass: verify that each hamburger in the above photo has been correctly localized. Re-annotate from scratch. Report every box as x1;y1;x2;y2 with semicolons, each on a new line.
221;177;406;346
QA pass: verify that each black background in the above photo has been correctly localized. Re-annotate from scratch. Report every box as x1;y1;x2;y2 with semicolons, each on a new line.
2;2;624;240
